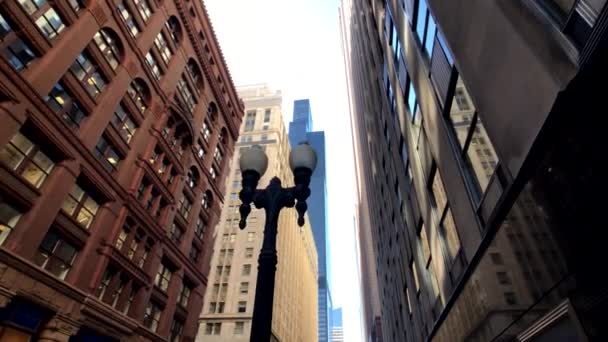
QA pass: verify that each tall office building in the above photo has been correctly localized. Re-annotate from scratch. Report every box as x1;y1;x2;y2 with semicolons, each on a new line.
288;99;332;342
0;0;242;340
341;0;608;341
197;84;318;342
331;308;344;342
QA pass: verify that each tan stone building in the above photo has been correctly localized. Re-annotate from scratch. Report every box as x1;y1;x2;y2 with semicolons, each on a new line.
197;84;318;342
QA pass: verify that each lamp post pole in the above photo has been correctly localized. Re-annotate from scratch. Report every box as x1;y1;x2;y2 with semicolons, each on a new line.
238;144;316;342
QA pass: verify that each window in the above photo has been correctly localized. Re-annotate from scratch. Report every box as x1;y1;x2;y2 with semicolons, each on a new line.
441;208;462;264
0;131;55;188
33;230;78;279
195;217;206;239
423;13;437;58
117;3;139;37
115;225;129;250
145;52;162;80
415;0;429;43
93;30;121;70
247;232;255;242
154;32;172;64
46;82;87;128
138;244;150;268
133;0;152;22
229;233;236;243
143;302;162;332
242;264;251;276
169;319;183;342
34;8;66;40
405;287;413;315
111;103;137;143
217;301;225;313
264;109;271;122
61;183;100;228
239;282;249;294
454;88;470;111
94;135;122;172
0;13;37;71
110;278;126;307
504;292;517;305
209;302;216;313
96;267;114;299
70;52;107;98
176;75;197;114
169;223;184;243
122;287;136;315
128;79;149;113
177;194;192;219
244;111;256;132
261;134;267;141
205;322;221;335
497;272;511;285
209;167;217;180
202;121;211;141
0;201;21;245
234;321;245;335
196;141;206;160
419;225;430;263
447;75;499;199
213;147;223;164
411;260;420;293
166;17;181;44
245;247;253;258
238;301;246;313
155;262;173;291
178;283;191;307
187;59;203;90
126;234;138;259
189;244;200;263
431;168;448;212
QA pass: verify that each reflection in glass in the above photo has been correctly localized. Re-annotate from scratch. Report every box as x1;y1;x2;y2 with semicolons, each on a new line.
448;75;499;197
433;181;572;342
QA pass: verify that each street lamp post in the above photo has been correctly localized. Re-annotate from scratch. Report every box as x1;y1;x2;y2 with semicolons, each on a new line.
238;143;317;342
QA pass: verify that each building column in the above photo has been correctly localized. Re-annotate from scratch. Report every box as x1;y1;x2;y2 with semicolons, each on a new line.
5;160;79;258
38;316;80;342
77;69;132;149
0;102;27;147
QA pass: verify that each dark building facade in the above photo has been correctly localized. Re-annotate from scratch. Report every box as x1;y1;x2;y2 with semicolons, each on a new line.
0;0;242;340
288;99;332;342
341;0;608;341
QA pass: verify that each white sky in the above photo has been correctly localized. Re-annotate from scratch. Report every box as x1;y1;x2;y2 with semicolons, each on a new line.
204;0;363;340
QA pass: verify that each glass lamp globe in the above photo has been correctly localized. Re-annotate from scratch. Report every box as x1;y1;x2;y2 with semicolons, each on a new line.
289;142;317;172
239;145;268;176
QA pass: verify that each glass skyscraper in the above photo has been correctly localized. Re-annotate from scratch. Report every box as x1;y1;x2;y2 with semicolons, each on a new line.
289;99;332;342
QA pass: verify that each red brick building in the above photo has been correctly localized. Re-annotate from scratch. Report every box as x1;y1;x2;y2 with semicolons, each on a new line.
0;0;242;340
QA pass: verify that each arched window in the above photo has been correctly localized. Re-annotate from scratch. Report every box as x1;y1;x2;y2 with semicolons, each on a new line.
127;78;150;114
165;16;182;44
187;59;203;90
207;102;218;122
92;28;123;70
186;166;200;189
